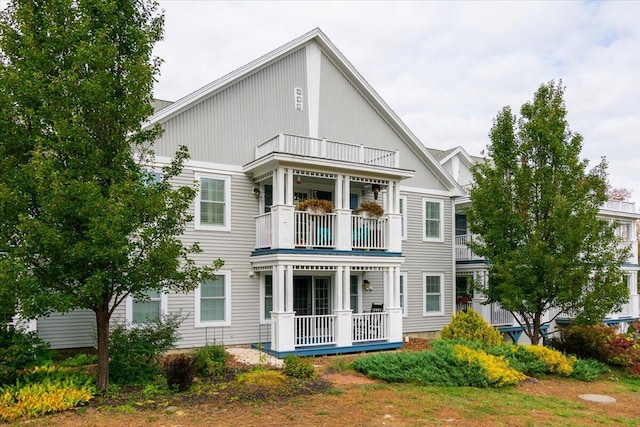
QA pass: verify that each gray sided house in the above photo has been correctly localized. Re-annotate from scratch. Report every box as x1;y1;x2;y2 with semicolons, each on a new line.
30;28;464;355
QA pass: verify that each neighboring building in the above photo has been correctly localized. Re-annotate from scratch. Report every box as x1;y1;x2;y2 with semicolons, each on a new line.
26;29;640;353
435;146;640;342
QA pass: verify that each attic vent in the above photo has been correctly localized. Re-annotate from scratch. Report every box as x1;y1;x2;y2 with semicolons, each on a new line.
294;87;303;111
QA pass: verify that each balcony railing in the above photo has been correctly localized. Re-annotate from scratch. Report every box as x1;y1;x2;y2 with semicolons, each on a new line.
294;211;336;248
255;133;399;168
351;215;387;250
295;314;336;347
603;200;637;213
352;312;388;342
455;234;483;261
255;211;389;251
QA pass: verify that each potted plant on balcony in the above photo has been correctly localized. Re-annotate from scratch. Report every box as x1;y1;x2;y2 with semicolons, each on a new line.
354;200;384;218
296;198;335;214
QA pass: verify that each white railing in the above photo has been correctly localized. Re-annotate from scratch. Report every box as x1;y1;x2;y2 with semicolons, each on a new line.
455;298;473;313
603;200;637;213
490;302;513;326
352;312;388;342
255;212;272;248
294;211;336;248
351;215;387;250
255;133;399;168
295;314;336;347
455;234;482;260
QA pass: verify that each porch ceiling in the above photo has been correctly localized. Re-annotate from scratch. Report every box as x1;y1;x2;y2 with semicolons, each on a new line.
249;250;405;270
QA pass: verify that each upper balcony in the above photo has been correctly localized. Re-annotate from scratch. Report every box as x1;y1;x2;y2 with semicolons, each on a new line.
255;133;400;169
602;200;638;214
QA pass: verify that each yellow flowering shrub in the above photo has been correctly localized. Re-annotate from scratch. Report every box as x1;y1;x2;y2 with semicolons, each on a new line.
523;345;576;376
440;309;504;347
454;344;527;386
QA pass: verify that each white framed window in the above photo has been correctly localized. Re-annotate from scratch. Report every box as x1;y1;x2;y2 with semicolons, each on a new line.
422;198;444;242
195;174;231;231
400;196;407;240
423;273;444;316
350;275;361;313
400;272;408;317
195;272;231;327
126;290;168;325
260;274;273;323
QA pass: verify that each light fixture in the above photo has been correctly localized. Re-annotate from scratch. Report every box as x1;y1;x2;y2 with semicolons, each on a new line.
362;279;372;292
296;175;302;184
372;184;381;200
253;187;261;198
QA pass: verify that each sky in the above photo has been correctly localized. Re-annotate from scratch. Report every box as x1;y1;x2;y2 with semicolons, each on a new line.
1;0;638;205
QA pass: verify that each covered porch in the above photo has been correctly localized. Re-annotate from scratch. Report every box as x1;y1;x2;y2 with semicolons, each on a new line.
251;255;405;356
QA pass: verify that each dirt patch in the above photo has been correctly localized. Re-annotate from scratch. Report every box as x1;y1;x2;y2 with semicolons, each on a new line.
322;372;376;385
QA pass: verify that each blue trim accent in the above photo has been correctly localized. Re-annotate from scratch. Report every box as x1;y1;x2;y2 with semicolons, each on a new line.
556;317;636;327
499;324;550;344
251;248;403;257
253;341;403;358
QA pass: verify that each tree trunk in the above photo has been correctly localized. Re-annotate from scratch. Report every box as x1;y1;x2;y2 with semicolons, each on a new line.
95;308;111;391
530;311;542;345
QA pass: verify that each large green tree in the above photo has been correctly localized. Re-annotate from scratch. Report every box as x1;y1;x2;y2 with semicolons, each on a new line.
0;0;220;390
466;81;629;345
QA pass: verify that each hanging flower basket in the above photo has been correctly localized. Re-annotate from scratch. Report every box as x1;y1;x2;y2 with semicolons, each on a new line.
296;198;335;214
354;201;384;218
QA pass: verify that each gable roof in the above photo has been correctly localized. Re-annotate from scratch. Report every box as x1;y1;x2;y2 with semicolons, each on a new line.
144;28;463;196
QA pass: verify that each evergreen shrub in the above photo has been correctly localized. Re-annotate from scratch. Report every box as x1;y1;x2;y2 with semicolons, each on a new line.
439;309;504;348
283;354;316;379
193;343;227;378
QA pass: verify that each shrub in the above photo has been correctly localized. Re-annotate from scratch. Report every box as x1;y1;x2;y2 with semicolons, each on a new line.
354;340;501;387
324;356;351;374
0;365;95;422
59;353;98;368
163;354;196;392
283;355;316;379
237;369;287;387
440;309;504;348
570;358;610;382
296;198;334;213
488;344;548;377
0;325;51;385
548;324;615;362
109;313;183;385
454;344;526;386
521;345;575;376
193;343;227;378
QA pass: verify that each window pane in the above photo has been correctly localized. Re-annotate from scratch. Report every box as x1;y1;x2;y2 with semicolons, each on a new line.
201;178;225;202
202;277;225;297
201;201;225;225
425;295;440;312
200;298;224;321
425;202;440;219
264;275;272;319
399;275;405;311
133;300;160;323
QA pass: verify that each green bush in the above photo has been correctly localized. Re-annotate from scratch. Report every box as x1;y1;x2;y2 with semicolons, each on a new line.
0;325;51;385
163;354;196;392
59;353;97;368
439;309;504;348
109;314;183;385
283;354;316;379
570;358;610;382
488;344;548;377
353;340;499;387
193;343;227;378
548;324;614;362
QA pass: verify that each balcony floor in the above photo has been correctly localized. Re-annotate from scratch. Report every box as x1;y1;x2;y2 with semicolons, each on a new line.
253;341;403;358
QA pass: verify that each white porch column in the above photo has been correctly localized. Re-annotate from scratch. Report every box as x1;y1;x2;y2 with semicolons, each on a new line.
335;174;343;210
628;273;639;318
386;266;403;343
343;266;351;310
342;175;351;211
271;205;294;249
271;265;295;352
387;181;395;214
285;168;293;205
387;213;402;252
286;265;294;312
334;266;353;347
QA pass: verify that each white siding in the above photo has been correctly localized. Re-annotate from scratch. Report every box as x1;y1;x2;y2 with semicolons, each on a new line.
37;310;96;349
154;48;309;165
